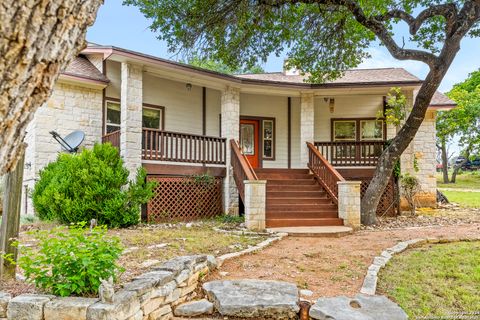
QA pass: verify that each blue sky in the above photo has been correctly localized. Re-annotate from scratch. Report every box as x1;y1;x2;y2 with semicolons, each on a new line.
87;0;480;93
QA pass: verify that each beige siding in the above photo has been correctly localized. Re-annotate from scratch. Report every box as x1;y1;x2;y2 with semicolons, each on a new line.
205;88;221;137
240;93;289;168
105;60;121;99
290;97;302;168
314;95;384;141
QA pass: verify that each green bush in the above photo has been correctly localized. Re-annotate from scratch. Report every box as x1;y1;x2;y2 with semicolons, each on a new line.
15;223;123;297
32;143;155;227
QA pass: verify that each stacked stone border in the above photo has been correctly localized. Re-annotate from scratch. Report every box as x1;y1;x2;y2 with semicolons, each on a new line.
360;237;480;295
0;232;286;320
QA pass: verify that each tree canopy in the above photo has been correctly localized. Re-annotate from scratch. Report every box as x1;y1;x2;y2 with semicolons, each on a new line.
124;0;480;224
186;55;265;74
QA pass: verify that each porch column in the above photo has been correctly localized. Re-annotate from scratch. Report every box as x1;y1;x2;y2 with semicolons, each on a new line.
120;62;143;180
338;181;361;229
300;92;315;166
221;86;241;215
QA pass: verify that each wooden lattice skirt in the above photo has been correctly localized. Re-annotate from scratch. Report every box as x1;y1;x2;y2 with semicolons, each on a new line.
359;177;397;217
146;176;223;223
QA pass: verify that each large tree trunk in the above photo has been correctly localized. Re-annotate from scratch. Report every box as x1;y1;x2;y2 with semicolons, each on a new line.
0;0;103;175
441;139;450;183
361;52;459;225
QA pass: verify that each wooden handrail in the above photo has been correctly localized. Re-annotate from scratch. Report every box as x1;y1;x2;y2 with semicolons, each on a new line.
230;139;257;202
307;142;345;204
314;140;385;166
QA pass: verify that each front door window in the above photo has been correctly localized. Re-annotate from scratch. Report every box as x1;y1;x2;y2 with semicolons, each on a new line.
239;120;260;168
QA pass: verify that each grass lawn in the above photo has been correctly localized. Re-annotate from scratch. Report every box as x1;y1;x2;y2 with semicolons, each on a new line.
442;190;480;208
377;241;480;318
437;171;480;190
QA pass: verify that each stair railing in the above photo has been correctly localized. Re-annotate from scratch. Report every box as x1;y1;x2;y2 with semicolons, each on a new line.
307;142;345;205
230;139;258;202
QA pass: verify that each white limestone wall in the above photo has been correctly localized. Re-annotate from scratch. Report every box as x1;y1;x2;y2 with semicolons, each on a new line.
240;93;289;168
337;181;361;228
244;180;267;230
300;93;315;167
22;82;103;215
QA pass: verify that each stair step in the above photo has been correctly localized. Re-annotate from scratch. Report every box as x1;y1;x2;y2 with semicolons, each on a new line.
267;185;322;192
267;204;337;211
266;179;316;185
255;168;310;174
267;191;327;198
257;174;314;180
266;211;339;219
268;198;333;205
266;218;344;228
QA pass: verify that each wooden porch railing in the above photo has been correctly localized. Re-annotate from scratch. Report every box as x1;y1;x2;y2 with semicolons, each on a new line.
230;139;258;202
307;142;345;204
142;129;226;165
102;130;120;148
314;141;385;166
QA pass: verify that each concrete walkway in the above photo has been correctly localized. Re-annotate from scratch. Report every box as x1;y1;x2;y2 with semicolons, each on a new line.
267;226;353;237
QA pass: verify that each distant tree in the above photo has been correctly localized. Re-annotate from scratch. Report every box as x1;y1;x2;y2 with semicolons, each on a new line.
439;71;480;183
187;55;264;74
124;0;480;225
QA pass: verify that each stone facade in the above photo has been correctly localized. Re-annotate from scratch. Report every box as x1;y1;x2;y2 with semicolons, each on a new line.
300;92;315;167
243;180;267;230
221;86;241;216
1;255;216;320
120;63;143;181
337;181;361;229
22;82;104;215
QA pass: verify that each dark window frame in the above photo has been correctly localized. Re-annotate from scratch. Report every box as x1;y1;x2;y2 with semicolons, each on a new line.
331;117;386;142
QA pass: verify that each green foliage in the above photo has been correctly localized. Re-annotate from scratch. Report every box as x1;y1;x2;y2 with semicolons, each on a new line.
401;174;421;215
32;143;155;228
186;54;264;74
190;173;215;186
122;1;479;83
378;87;409;127
13;223;123;297
215;214;245;225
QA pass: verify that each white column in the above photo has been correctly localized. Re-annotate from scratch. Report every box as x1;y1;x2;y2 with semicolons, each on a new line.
120;62;143;180
221;86;240;216
337;181;362;229
300;92;315;167
244;180;267;230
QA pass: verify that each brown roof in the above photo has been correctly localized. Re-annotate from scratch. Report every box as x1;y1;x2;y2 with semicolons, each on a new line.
236;68;420;85
430;91;456;107
61;56;109;83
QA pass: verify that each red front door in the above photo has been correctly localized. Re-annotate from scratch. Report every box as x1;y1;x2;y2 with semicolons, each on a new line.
240;119;260;168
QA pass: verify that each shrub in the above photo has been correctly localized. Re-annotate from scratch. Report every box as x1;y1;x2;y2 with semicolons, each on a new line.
401;174;421;215
32;143;155;228
15;223;123;297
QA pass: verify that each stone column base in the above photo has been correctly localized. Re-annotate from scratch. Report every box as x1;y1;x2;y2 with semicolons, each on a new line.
244;180;267;231
337;181;361;229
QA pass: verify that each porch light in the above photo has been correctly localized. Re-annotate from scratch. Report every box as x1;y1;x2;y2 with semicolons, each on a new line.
186;83;192;91
329;98;335;113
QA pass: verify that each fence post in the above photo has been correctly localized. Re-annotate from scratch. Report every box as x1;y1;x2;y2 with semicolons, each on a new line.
0;153;25;279
244;180;267;230
337;180;361;229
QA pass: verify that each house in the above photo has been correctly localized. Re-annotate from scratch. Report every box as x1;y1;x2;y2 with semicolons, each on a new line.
22;44;456;230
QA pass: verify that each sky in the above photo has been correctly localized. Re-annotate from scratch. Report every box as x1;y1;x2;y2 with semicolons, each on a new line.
87;0;480;93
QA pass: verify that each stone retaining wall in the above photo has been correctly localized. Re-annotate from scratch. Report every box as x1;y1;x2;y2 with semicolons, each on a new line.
0;255;216;320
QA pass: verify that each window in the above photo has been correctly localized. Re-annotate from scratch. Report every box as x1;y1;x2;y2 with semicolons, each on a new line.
262;120;274;159
105;101;120;133
360;120;384;141
333;120;356;141
240;123;255;155
142;106;164;130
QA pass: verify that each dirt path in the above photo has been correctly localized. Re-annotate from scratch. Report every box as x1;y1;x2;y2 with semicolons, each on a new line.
207;223;480;300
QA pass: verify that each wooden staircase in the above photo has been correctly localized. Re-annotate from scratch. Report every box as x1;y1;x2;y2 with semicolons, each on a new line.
255;168;344;228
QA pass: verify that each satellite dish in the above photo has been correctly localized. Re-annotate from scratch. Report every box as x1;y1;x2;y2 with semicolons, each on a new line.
49;130;85;153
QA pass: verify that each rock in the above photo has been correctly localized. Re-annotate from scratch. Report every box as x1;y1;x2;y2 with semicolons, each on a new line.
174;299;214;317
206;255;218;270
135;270;174;287
219;271;229;277
299;289;314;297
44;297;98;320
203;280;299;319
360;272;377;295
186;223;193;228
7;294;54;320
309;294;407;320
87;290;140;320
0;292;11;318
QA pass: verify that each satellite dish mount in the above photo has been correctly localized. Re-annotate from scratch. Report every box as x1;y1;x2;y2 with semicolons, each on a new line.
49;130;85;153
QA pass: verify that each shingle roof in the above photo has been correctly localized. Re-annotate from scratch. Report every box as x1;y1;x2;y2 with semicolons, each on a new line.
61;56;109;83
430;91;456;107
236;68;420;85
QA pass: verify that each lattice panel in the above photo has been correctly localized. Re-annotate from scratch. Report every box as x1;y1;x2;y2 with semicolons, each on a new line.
359;177;397;217
147;176;223;223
